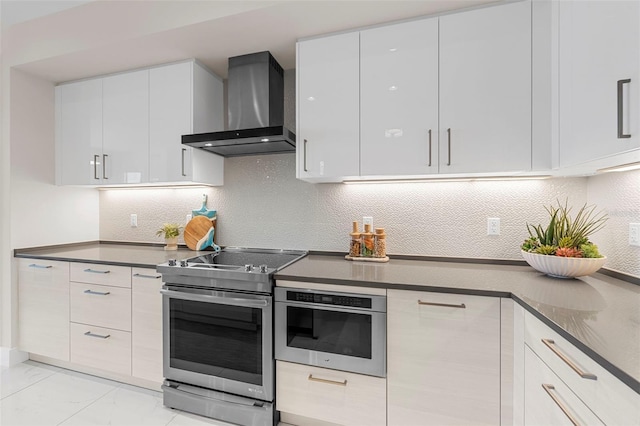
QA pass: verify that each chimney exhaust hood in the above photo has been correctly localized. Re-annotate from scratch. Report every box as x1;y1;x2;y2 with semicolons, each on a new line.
182;51;296;157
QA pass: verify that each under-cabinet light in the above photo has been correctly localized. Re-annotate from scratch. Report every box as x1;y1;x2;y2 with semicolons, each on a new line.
343;175;551;184
597;162;640;173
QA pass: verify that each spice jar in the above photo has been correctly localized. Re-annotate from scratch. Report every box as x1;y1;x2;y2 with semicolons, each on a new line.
361;224;374;257
349;221;361;257
374;228;387;258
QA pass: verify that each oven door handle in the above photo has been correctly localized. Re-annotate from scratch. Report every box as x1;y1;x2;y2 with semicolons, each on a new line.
160;289;269;307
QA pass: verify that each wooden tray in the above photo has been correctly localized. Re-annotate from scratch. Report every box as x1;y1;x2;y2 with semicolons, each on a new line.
344;255;389;263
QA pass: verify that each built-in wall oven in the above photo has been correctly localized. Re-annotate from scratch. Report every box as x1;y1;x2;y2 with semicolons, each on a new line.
157;248;307;426
274;287;386;377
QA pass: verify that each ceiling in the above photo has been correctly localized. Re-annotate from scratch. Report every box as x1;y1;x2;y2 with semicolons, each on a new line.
5;0;501;83
0;0;93;28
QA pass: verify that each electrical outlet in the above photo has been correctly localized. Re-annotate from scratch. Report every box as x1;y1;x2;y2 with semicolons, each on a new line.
487;218;500;235
130;214;138;228
630;223;640;246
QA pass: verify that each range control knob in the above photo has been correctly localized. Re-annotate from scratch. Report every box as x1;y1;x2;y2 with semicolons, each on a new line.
179;260;188;267
259;264;268;273
168;259;177;266
244;264;254;272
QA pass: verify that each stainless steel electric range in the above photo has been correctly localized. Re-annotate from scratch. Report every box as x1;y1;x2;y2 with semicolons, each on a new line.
156;247;307;426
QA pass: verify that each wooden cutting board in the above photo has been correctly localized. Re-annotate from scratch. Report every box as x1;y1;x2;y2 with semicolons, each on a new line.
184;216;214;251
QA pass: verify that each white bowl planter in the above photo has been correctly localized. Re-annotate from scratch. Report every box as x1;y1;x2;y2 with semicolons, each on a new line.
521;250;607;279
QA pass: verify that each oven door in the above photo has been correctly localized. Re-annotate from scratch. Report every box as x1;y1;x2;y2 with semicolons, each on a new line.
161;286;273;402
275;293;386;377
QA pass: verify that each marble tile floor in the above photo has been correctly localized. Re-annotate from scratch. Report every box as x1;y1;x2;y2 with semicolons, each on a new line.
0;361;233;426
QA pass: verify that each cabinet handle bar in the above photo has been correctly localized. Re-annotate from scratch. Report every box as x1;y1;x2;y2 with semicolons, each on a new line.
84;289;110;296
617;79;631;139
428;129;432;167
541;384;580;426
308;374;347;386
447;128;452;166
83;268;111;274
541;339;597;380
94;155;100;180
84;331;110;339
418;300;466;309
181;148;187;176
303;139;308;172
28;264;52;269
133;273;161;279
102;154;108;180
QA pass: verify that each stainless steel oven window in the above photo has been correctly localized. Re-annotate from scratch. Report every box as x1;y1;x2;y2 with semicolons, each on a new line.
162;287;273;401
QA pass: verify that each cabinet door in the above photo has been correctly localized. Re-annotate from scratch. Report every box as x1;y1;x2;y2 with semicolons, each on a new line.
524;346;603;426
361;18;439;176
440;1;532;174
559;0;640;167
18;259;70;361
56;79;103;185
131;268;163;383
297;32;360;181
387;290;500;426
149;62;193;183
103;69;149;184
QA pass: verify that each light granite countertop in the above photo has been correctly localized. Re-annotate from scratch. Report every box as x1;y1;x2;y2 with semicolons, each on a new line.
275;254;640;394
14;242;639;393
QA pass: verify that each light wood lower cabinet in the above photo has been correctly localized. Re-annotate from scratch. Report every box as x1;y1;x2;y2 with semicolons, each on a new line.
70;282;132;331
276;361;386;426
387;289;501;426
70;322;132;376
524;346;603;425
131;268;164;383
17;259;70;361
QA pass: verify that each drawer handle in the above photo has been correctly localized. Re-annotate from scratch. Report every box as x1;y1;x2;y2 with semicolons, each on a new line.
418;300;466;309
308;374;347;387
133;273;161;279
84;289;110;296
84;331;110;339
541;339;597;380
542;384;580;426
83;268;111;274
28;264;52;269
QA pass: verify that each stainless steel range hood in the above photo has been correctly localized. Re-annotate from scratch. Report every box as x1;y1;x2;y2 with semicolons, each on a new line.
182;51;296;157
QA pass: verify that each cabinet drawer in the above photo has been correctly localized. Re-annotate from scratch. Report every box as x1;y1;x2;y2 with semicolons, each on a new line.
524;346;603;425
70;322;131;376
70;282;131;331
70;262;131;288
276;361;386;426
525;311;639;425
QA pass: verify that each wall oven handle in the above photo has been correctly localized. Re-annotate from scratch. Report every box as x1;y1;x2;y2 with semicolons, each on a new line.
160;289;269;308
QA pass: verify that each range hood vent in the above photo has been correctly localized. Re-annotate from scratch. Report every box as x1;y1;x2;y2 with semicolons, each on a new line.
182;51;296;157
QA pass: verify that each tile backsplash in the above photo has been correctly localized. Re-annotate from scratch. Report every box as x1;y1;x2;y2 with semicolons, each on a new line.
100;154;639;278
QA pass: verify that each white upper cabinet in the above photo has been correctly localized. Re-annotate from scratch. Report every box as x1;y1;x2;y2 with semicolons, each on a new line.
360;18;439;176
102;69;149;185
559;0;640;167
439;1;532;174
149;61;224;185
297;32;360;181
57;60;224;186
56;79;103;185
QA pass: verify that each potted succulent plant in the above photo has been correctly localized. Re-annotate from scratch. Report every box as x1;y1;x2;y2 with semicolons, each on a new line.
520;200;608;278
156;223;183;251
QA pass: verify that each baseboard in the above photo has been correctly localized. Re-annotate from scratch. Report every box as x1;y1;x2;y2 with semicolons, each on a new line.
0;347;29;367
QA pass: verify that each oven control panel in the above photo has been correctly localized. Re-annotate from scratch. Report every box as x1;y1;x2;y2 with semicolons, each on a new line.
286;291;372;309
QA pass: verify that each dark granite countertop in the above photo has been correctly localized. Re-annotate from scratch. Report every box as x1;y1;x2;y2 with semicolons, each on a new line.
275;254;640;394
14;242;639;393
